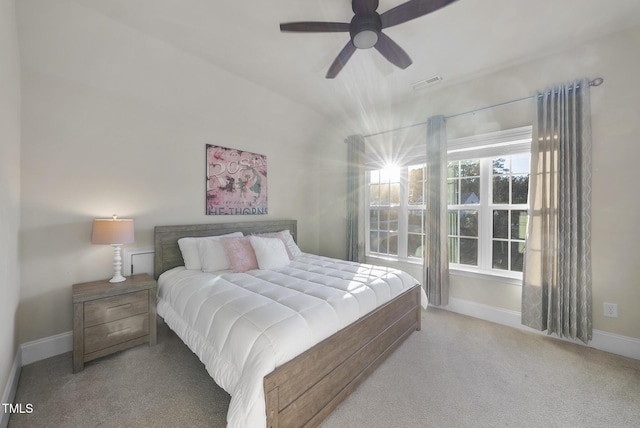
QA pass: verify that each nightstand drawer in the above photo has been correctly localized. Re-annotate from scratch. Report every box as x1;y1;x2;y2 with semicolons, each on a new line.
84;290;148;327
84;313;149;354
73;274;157;372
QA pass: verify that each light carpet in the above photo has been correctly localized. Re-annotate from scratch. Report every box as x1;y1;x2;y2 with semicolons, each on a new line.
9;307;640;427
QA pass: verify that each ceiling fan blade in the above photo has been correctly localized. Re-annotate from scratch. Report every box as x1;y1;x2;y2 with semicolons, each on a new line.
280;22;350;33
326;41;357;79
380;0;457;29
374;32;412;69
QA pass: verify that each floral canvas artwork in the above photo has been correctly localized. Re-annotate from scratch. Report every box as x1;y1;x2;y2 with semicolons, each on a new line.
206;145;268;215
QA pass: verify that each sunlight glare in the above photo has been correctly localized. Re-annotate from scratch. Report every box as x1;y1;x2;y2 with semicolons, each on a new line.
380;162;401;182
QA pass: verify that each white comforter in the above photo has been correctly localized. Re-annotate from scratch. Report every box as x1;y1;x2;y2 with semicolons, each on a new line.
157;253;424;428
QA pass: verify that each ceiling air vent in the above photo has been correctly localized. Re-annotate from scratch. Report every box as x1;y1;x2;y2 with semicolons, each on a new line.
412;75;443;91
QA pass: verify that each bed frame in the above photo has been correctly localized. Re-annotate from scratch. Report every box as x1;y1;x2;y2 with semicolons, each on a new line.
154;220;422;428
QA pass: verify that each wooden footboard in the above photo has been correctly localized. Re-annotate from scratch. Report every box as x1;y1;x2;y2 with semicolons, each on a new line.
264;284;422;428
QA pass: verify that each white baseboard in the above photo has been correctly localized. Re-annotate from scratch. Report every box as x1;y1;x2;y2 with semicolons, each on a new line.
1;349;22;428
443;297;640;361
20;331;72;367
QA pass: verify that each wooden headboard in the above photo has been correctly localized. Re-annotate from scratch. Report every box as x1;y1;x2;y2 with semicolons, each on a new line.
153;220;297;279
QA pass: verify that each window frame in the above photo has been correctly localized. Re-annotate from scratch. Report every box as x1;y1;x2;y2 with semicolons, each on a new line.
364;126;532;282
447;156;530;280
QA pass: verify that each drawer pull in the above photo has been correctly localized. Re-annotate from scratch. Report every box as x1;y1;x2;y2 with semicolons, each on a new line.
107;327;131;337
106;303;132;312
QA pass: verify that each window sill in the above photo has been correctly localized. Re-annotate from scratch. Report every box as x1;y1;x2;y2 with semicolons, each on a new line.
450;268;523;286
366;254;523;286
365;254;422;271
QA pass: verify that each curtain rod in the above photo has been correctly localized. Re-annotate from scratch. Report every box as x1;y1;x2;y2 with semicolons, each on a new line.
363;77;604;139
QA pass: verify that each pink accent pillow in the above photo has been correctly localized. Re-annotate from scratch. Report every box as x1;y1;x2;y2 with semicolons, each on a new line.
222;237;258;273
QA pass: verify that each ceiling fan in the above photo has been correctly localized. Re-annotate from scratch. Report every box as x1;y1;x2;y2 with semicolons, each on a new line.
280;0;458;78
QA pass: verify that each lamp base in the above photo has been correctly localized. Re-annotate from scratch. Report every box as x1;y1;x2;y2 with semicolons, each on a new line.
110;244;127;284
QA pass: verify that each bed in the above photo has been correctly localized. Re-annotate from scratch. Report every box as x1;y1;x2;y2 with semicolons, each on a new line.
154;220;424;428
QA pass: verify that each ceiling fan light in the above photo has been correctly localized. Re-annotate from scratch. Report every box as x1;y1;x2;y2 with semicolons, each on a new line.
353;30;378;49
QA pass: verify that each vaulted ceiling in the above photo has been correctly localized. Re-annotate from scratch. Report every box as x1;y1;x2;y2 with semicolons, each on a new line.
70;0;640;119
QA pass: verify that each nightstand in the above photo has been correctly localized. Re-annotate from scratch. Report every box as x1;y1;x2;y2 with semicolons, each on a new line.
72;273;157;373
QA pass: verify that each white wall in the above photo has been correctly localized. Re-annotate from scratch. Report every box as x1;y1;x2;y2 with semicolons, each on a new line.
15;0;640;348
319;26;640;340
17;0;326;343
0;0;21;407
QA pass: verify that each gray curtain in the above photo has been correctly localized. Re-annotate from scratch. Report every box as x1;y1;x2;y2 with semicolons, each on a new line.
424;116;450;306
521;78;593;344
346;134;365;262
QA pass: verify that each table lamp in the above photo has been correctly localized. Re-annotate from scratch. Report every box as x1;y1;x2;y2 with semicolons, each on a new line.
92;215;134;283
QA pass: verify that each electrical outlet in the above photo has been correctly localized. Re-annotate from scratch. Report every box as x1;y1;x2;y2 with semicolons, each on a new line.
603;302;618;318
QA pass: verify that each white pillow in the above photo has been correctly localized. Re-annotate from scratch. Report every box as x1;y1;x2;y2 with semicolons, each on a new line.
254;229;302;260
249;236;290;270
178;232;243;270
278;229;302;258
198;238;231;273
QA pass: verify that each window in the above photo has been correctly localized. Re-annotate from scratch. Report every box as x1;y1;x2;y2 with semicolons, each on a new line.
368;168;400;257
368;165;426;260
407;165;427;259
489;155;530;273
447;160;480;266
447;154;530;277
365;126;531;279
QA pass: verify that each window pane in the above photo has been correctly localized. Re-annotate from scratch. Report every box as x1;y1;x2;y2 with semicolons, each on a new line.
408;210;423;233
408;166;425;205
511;242;525;272
447;179;458;205
493;158;510;174
408;234;423;258
380;210;388;229
448;211;458;235
511;210;528;240
493;210;508;239
387;233;398;255
408;191;423;206
492;241;509;270
460;160;480;177
369;209;379;229
390;183;401;205
380;183;390;205
460;210;478;237
370;184;380;205
461;178;480;204
512;175;529;204
388;209;398;232
448;237;458;263
511;154;530;174
493;176;509;204
448;162;459;178
379;232;388;253
369;232;379;253
409;165;424;181
460;238;478;265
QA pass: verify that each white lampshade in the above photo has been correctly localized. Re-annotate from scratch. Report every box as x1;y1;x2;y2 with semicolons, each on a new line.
92;217;134;245
92;215;134;283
